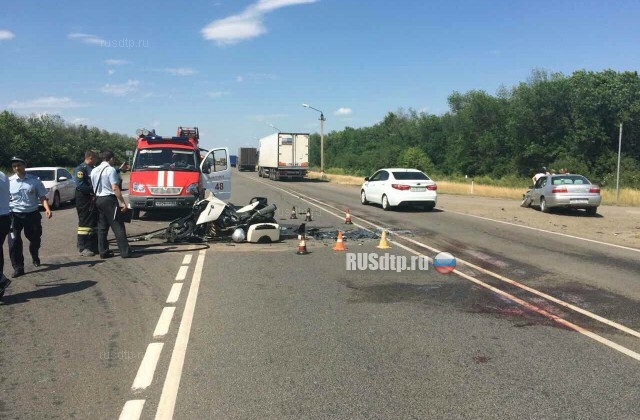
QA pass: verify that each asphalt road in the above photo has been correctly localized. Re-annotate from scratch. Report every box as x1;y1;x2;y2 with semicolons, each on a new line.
2;171;640;419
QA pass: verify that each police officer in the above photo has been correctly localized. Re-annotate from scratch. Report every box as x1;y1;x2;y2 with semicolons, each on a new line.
8;157;52;277
91;151;133;259
0;167;11;298
74;151;98;256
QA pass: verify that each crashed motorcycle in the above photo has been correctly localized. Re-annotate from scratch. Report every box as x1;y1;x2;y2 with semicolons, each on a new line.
164;185;278;243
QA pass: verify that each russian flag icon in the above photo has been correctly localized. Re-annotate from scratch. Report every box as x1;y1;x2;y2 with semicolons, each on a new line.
433;252;456;274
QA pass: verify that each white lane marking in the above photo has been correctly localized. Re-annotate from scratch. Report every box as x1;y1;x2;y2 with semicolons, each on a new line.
153;307;176;339
166;283;183;304
244;174;640;360
182;254;192;265
168;171;174;187
175;265;189;281
247;175;640;339
444;209;640;254
157;171;165;188
119;400;146;420
155;249;206;420
132;343;164;390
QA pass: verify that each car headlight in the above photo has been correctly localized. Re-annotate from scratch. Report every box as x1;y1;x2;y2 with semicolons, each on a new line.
132;182;146;193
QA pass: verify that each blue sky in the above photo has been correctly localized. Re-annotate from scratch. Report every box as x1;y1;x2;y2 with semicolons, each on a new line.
1;0;639;150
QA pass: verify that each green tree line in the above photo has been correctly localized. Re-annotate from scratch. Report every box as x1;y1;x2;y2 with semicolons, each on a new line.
309;69;640;187
0;111;135;169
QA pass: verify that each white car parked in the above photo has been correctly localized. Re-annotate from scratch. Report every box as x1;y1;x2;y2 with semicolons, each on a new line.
360;168;437;211
26;167;76;209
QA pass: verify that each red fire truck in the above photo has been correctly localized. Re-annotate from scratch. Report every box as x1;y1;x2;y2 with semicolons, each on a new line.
129;127;231;219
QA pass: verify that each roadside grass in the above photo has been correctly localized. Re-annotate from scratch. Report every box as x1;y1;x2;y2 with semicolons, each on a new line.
307;171;640;206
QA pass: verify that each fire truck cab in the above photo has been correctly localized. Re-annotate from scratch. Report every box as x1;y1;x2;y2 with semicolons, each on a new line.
129;127;231;219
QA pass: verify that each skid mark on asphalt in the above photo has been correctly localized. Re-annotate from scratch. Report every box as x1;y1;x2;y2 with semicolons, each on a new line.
242;173;640;362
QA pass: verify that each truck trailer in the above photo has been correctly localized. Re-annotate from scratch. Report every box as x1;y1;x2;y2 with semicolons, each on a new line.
237;147;257;171
258;133;309;181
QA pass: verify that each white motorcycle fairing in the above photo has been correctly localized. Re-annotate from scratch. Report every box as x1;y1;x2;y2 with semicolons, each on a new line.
236;201;262;214
196;195;228;225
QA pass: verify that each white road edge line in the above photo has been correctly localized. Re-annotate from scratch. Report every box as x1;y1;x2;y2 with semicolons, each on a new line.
119;399;146;420
166;283;183;304
155;249;206;420
132;343;164;390
444;209;640;254
245;174;640;362
247;175;640;339
153;307;176;339
175;265;189;281
182;254;193;265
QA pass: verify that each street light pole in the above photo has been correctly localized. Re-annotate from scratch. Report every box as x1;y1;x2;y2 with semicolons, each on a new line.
268;123;281;133
616;122;623;205
302;103;326;178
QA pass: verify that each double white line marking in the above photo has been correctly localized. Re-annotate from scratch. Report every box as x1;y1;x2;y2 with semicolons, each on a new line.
119;250;205;420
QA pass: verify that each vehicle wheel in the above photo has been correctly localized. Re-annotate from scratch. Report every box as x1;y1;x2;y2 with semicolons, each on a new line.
520;195;532;208
586;207;598;216
360;190;368;205
382;194;391;211
132;209;141;220
52;192;61;210
540;197;550;213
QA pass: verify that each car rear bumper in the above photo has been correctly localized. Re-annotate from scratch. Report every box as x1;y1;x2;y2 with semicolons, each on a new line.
129;195;196;210
546;194;601;208
387;191;437;207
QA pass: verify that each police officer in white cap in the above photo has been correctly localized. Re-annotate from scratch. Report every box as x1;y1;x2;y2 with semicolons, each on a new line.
8;157;52;277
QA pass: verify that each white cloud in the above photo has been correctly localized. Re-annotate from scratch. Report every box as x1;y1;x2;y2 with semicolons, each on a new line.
201;0;317;45
70;117;89;124
7;96;89;109
165;67;197;76
68;33;106;46
334;107;353;116
105;59;130;65
0;30;15;41
236;75;244;82
207;91;228;98
107;69;116;76
101;79;140;96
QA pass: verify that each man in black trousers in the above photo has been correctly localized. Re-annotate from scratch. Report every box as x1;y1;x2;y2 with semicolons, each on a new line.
74;150;98;256
90;151;133;259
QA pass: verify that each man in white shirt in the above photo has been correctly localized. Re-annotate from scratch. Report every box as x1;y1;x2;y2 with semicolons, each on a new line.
90;151;133;259
0;169;11;298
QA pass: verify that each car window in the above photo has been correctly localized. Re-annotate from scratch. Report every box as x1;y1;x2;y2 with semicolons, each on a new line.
369;171;382;182
379;171;389;181
552;175;589;185
535;177;546;188
393;171;430;180
62;169;73;179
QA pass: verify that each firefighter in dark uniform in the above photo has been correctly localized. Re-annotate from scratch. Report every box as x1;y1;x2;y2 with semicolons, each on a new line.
74;151;98;256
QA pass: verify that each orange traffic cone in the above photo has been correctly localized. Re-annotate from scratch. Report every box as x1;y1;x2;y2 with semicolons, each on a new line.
376;230;391;249
290;206;298;219
305;208;313;222
332;230;347;251
297;234;310;255
345;209;353;224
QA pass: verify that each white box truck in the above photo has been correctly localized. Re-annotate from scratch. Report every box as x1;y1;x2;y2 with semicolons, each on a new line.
258;133;309;181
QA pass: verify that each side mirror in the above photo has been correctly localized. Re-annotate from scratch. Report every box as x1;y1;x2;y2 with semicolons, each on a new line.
364;177;369;181
202;166;211;174
58;176;68;182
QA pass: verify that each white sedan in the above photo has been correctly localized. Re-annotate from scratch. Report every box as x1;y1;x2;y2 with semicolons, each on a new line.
26;167;76;209
360;168;437;211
